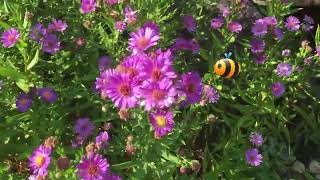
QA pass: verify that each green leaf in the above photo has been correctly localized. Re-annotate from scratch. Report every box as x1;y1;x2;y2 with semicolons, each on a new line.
16;79;29;93
315;25;320;46
27;49;40;70
0;66;25;81
0;20;10;29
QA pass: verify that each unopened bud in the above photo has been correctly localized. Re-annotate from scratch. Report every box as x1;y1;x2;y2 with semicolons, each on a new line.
180;166;188;174
83;20;92;29
118;108;129;120
126;144;136;156
44;136;58;149
86;143;97;156
191;160;201;173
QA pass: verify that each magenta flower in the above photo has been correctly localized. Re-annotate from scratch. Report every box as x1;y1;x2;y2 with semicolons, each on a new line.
273;28;283;40
142;21;160;35
179;72;202;104
271;82;285;97
29;144;51;177
249;132;264;146
16;93;33;112
30;24;47;42
138;78;177;111
285;16;300;31
118;54;145;78
98;56;112;72
202;85;219;104
105;0;119;5
41;34;61;54
316;46;320;57
245;148;263;166
38;88;58;103
77;153;109;180
128;26;160;54
281;49;291;57
1;28;20;48
182;15;196;32
250;39;265;54
115;21;126;32
254;53;267;64
219;5;230;18
105;72;139;109
150;110;174;138
276;63;292;77
95;131;109;150
95;69;116;99
227;21;242;33
251;19;268;37
211;17;224;29
263;16;277;26
171;37;199;53
74;118;95;138
81;0;96;14
48;19;68;32
124;6;137;25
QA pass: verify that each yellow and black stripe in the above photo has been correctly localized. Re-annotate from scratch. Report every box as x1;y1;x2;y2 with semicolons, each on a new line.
214;59;240;78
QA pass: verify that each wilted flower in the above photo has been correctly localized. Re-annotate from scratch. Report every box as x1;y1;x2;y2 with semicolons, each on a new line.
182;15;196;32
249;132;263;146
48;19;68;32
81;0;96;14
303;15;314;32
285;16;300;31
124;6;137;25
202;85;219;104
30;24;47;42
250;39;265;53
38;88;58;103
57;157;70;170
191;160;201;172
1;28;20;48
115;21;126;32
211;17;224;29
71;136;85;148
276;63;292;77
44;136;58;149
245;148;263;166
29;145;51;177
74;118;95;138
271;82;285;97
282;49;291;57
16;93;33;112
304;57;314;66
150;110;175;138
77;153;109;180
251;19;268;37
227;21;242;33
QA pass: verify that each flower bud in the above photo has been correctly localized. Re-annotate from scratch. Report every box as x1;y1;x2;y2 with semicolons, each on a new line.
191;160;201;173
118;108;129;120
180;166;188;174
44;136;58;149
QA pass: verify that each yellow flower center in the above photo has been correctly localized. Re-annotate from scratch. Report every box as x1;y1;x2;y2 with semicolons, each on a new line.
20;99;27;106
35;155;45;167
43;91;52;99
156;116;167;127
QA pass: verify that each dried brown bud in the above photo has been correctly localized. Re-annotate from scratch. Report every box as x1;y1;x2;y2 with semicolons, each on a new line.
177;146;185;157
109;10;119;20
25;11;34;20
207;114;217;123
301;40;310;48
126;144;136;156
118;108;129;120
57;157;70;170
191;160;201;173
103;122;113;131
85;142;98;156
44;136;58;149
83;20;92;29
75;37;86;47
127;135;134;143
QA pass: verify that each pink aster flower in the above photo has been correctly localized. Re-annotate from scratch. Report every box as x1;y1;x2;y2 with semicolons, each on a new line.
182;15;196;32
105;72;139;109
38;88;58;104
105;0;119;5
263;16;277;26
249;132;264;146
271;82;285;97
29;144;51;177
1;28;20;48
245;148;263;166
30;23;47;42
227;21;242;33
48;19;68;32
124;6;137;25
128;26;160;54
115;21;126;32
81;0;96;14
179;72;202;104
211;17;224;29
74;118;95;138
251;19;268;37
41;34;61;54
150;110;175;138
142;21;160;35
95;69;116;99
117;54;145;78
138;78;177;111
77;153;109;180
285;16;300;31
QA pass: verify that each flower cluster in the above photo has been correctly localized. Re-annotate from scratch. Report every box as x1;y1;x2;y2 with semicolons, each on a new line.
246;132;264;166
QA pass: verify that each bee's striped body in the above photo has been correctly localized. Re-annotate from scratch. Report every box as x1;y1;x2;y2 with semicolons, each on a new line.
214;59;240;78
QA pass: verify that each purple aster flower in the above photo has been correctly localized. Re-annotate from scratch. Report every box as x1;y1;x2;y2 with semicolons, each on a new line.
251;19;268;37
211;17;224;29
124;6;137;25
285;16;300;31
282;49;291;57
227;21;242;33
250;39;265;53
138;78;176;111
303;15;314;32
29;144;51;177
140;54;176;82
48;19;68;32
77;153;109;180
202;85;219;104
171;37;199;53
74;118;95;138
16;93;33;112
254;53;267;64
81;0;96;14
41;34;61;54
105;72;139;109
115;21;126;32
179;72;202;104
128;26;160;54
245;148;263;166
98;56;111;72
276;63;292;77
249;132;264;146
105;0;119;5
304;57;314;66
271;82;285;97
263;16;277;26
38;88;57;103
150;110;174;138
273;28;283;40
30;24;47;42
182;15;196;32
1;28;20;48
142;21;160;35
105;173;122;180
95;131;109;150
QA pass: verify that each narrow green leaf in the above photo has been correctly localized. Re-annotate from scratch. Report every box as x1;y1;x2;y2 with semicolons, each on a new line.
0;20;10;29
315;25;320;46
27;49;40;70
0;66;25;81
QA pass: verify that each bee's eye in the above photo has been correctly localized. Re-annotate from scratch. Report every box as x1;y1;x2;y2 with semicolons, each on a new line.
217;63;222;68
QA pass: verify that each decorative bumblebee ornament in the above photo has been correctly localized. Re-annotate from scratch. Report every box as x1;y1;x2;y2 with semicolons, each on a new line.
214;52;240;78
